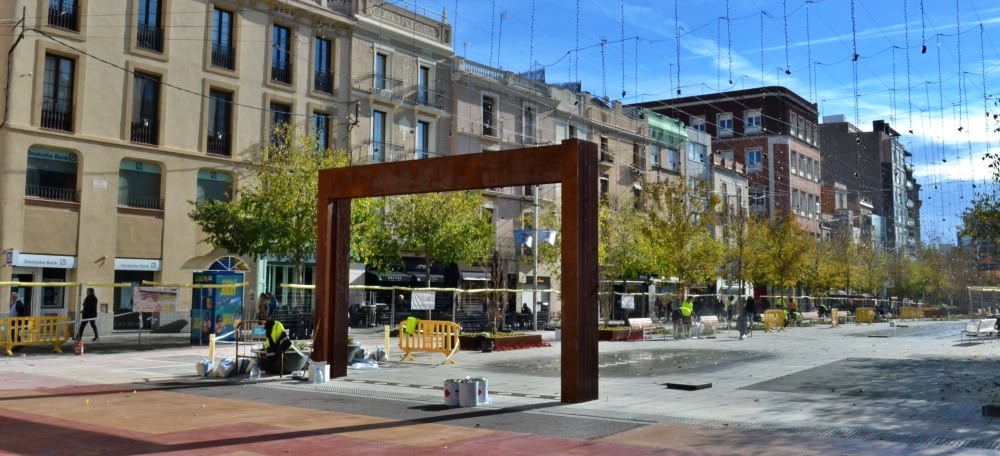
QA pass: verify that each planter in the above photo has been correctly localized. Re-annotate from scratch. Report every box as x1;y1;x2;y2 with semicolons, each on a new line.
459;334;543;351
598;328;643;341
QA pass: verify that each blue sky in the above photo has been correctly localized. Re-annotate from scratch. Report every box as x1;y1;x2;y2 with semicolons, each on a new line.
408;0;1000;243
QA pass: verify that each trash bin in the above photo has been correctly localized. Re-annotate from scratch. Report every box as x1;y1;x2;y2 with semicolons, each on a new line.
471;376;489;405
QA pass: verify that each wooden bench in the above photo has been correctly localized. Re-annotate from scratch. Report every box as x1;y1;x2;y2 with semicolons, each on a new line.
961;318;998;343
3;316;72;356
398;319;462;364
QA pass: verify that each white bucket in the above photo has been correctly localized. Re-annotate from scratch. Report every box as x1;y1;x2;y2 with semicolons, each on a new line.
470;377;489;404
458;379;478;407
554;329;561;341
309;362;329;383
443;379;461;407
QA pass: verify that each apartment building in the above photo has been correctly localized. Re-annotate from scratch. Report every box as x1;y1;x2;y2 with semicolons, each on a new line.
634;86;823;235
0;0;372;329
818;117;920;255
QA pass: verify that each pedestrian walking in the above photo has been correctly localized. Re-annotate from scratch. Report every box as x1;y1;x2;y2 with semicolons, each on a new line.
76;288;99;341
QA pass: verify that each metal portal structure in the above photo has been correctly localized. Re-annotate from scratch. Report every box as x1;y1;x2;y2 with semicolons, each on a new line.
314;139;599;403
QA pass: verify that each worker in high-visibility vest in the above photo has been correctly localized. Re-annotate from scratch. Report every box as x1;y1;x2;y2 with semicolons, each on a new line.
680;298;694;338
260;320;292;374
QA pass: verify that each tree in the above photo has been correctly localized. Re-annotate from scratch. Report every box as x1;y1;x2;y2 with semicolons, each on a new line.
959;192;1000;246
359;191;495;287
854;242;888;296
644;178;723;299
597;197;655;324
722;201;766;299
753;212;812;304
189;123;348;285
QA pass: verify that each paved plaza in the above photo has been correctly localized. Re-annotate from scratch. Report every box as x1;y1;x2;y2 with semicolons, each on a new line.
1;319;1000;455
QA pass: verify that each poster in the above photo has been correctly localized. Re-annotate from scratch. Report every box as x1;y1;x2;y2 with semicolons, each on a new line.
134;287;179;313
410;291;436;310
621;295;635;310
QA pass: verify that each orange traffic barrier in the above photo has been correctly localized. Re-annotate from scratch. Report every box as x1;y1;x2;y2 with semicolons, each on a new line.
398;319;461;364
899;307;923;320
3;316;72;356
831;308;840;328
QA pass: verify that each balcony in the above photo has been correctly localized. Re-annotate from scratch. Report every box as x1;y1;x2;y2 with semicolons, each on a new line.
47;7;78;31
354;140;405;164
271;63;293;85
407;149;442;160
118;194;164;210
599;150;615;166
406;87;445;110
25;185;79;203
41;98;73;132
353;73;404;100
314;69;333;93
130;118;159;145
206;131;231;157
136;25;164;53
211;43;236;70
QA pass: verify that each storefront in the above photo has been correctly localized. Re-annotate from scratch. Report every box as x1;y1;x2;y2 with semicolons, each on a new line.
4;250;76;317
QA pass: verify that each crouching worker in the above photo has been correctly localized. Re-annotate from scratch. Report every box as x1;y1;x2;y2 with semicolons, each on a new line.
260;320;292;374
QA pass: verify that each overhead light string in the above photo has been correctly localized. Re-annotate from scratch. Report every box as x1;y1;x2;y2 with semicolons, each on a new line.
920;0;927;53
489;0;496;67
675;0;681;94
621;0;626;98
851;0;860;125
726;0;733;85
904;0;914;133
980;23;992;175
806;1;814;101
783;0;790;74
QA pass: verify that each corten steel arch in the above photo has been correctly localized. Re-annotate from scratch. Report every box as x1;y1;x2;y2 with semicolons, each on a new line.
314;139;599;403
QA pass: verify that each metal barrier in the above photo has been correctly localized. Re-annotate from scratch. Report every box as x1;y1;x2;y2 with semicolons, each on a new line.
762;309;785;332
855;307;876;325
3;316;72;356
898;307;924;320
398;319;461;364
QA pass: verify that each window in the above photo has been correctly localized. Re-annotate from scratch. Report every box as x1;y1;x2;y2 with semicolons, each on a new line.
136;0;163;52
415;120;430;158
370;109;386;161
482;95;496;137
793;190;800;212
374;52;388;91
806;157;813;179
789;112;798;136
745;110;762;134
599;173;609;201
271;25;292;84
417;65;431;106
632;142;645;170
750;186;767;215
799;154;806;177
41;54;74;132
207;89;232;156
130;72;160;145
746;148;762;172
667;147;681;172
600;137;612;162
210;8;234;69
790;151;798;174
718;149;734;161
523;104;536;144
690;116;706;132
314;37;332;93
269;102;292;145
688;142;706;163
26;147;78;202
313;112;330;150
197;169;232;202
118;159;162;210
48;0;78;31
650;144;661;168
717;113;733;137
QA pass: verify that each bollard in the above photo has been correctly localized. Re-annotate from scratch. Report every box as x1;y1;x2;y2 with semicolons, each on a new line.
471;377;489;405
384;325;391;358
208;334;216;362
458;378;478;407
443;379;461;407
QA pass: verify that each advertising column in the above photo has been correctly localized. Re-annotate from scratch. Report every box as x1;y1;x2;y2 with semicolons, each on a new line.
191;271;244;344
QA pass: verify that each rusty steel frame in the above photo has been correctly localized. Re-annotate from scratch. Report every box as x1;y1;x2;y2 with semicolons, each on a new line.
314;139;599;403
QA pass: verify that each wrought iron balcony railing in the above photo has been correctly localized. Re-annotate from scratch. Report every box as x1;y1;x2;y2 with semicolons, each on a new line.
136;25;164;52
25;185;79;203
130;118;159;145
211;43;235;70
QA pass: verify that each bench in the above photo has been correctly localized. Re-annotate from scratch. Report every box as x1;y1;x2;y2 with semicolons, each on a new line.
798;311;820;325
3;316;72;356
695;316;721;338
398;319;462;364
627;317;656;340
961;318;998;343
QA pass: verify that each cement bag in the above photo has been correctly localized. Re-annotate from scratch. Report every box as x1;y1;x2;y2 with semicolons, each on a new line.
196;359;213;377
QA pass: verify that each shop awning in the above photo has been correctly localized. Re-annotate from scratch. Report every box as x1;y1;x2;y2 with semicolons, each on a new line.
369;271;415;282
409;272;445;283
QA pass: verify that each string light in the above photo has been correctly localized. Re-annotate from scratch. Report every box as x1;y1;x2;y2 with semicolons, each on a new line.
782;0;790;75
903;0;914;134
726;0;733;85
675;0;681;95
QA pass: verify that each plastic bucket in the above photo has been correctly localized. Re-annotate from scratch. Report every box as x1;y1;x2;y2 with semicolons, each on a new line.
310;362;329;383
471;377;489;404
443;379;461;407
458;379;478;407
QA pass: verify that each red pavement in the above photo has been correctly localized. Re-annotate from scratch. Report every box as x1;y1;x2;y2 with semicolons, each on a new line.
0;372;699;456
